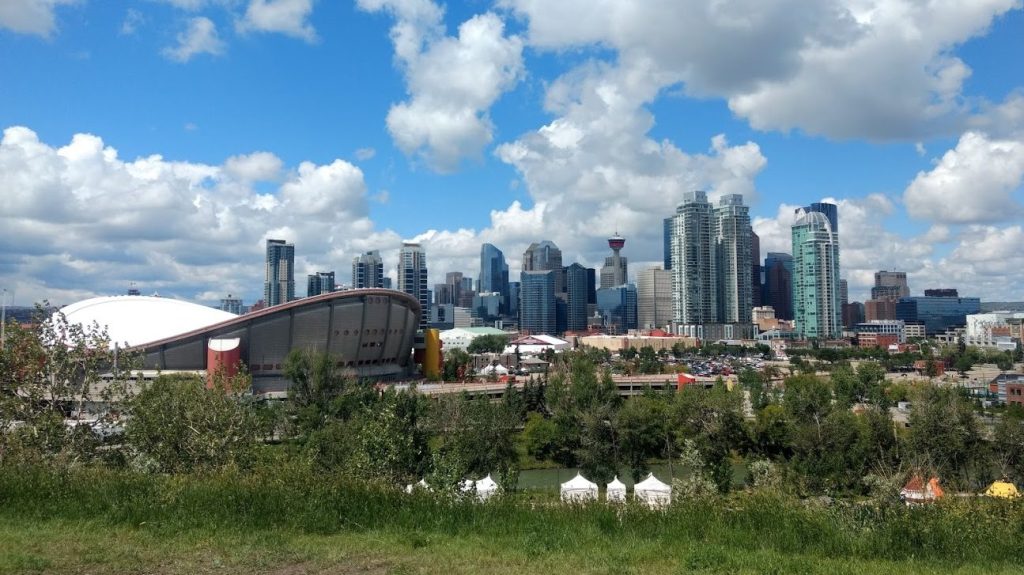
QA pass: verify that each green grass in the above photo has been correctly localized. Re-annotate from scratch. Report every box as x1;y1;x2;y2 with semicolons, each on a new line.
1;465;1023;574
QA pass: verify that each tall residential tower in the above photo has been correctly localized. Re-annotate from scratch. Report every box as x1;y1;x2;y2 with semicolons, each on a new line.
352;250;385;289
398;242;429;329
791;207;841;339
264;239;295;307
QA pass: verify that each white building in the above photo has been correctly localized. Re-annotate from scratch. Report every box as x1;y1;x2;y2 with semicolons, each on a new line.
438;327;509;351
964;312;1024;351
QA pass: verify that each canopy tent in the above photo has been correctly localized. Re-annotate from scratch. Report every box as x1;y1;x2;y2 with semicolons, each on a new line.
475;474;499;501
899;475;944;505
984;480;1020;499
560;472;598;503
606;476;627;503
405;478;430;494
478;364;510;376
634;473;672;509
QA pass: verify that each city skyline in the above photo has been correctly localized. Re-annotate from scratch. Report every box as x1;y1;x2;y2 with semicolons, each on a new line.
1;1;1023;307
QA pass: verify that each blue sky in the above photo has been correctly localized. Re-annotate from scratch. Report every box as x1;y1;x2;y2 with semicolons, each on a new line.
1;0;1023;307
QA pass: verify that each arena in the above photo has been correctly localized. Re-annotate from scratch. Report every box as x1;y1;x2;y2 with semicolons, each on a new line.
62;289;422;394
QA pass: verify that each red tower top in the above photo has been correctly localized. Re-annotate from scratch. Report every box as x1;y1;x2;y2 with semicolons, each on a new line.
607;234;625;251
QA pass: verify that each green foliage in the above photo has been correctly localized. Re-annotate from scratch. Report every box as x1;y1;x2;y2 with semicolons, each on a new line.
0;307;136;466
125;370;271;473
441;347;471;381
753;404;793;460
907;386;987;490
466;334;509;354
671;384;747;492
428;393;519;491
616;394;669;480
993;409;1024;483
672;438;718;500
635;346;661;374
7;465;1024;572
347;389;428;485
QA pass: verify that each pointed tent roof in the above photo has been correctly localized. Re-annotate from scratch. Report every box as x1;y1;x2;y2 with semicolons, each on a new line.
900;475;944;503
475;474;499;501
634;473;671;493
560;472;598;503
561;472;598;491
479;363;509;375
606;476;627;503
985;480;1020;499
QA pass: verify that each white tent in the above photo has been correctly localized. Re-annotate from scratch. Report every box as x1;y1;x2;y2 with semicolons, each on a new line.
560;472;598;503
634;473;671;509
475;474;499;501
479;364;510;376
405;478;430;494
459;479;475;494
606;476;627;503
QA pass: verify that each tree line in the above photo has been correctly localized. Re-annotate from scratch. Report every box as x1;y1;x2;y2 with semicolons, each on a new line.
2;313;1023;498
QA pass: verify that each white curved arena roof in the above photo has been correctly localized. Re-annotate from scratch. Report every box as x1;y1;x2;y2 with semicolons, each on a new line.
60;296;237;348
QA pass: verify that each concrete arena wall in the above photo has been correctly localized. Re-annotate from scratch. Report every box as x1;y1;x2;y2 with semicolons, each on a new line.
136;289;420;393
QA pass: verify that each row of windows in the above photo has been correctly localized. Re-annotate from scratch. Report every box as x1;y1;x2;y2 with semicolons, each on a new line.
333;327;407;337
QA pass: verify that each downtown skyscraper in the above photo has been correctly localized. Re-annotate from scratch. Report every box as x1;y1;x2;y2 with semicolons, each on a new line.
306;271;335;297
479;243;510;313
714;194;753;324
352;250;385;289
669;191;716;325
791;206;841;340
264;238;295;307
668;192;753;339
398;242;429;329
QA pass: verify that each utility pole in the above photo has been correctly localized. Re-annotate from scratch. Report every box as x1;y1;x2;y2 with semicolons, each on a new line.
1;288;7;348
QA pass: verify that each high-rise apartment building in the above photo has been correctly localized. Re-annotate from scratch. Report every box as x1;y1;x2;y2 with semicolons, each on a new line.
668;192;753;335
750;231;762;308
764;252;793;320
670;191;716;325
663;217;673;271
637;267;672;330
220;295;243;315
713;194;753;324
565;263;590;332
796;202;838;235
479;244;510;313
520;270;556;334
352;250;384;289
599;233;628;289
398;242;429;329
264;239;295;307
791;206;841;339
307;271;335;297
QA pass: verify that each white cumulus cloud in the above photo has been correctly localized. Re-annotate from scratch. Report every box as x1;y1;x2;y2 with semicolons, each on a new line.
0;0;76;38
0;126;401;305
237;0;317;42
163;16;226;62
359;1;524;172
503;0;1021;140
904;131;1024;224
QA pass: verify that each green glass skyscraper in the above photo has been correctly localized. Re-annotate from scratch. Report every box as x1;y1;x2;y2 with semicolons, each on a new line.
791;207;841;340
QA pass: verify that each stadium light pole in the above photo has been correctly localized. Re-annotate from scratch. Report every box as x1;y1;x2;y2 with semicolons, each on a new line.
1;288;7;348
